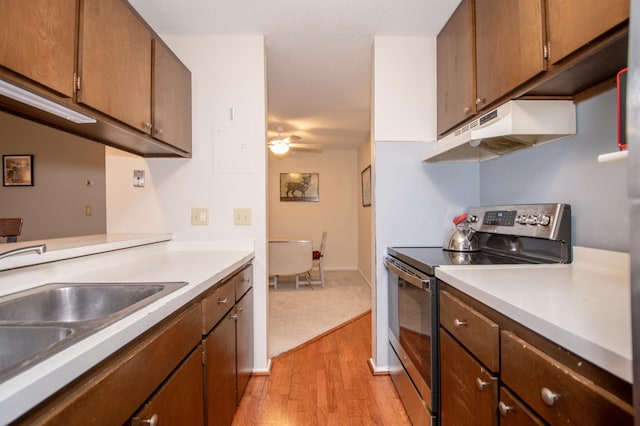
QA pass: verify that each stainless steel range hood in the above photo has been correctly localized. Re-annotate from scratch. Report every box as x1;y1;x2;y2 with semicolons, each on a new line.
423;100;576;162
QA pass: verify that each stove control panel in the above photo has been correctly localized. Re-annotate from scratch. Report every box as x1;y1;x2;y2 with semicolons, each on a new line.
468;203;571;241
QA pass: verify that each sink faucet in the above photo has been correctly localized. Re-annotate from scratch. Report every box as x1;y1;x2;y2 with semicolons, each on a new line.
0;244;47;260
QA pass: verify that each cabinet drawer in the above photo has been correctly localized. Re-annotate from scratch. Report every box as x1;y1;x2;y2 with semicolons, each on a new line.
235;264;253;302
498;386;544;426
501;330;633;425
201;280;235;335
440;290;499;371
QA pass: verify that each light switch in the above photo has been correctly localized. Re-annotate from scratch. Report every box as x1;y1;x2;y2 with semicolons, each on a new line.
191;208;209;226
234;208;251;225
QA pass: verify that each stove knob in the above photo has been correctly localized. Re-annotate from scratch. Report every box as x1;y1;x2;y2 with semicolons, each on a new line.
527;215;538;225
539;214;551;226
468;215;478;223
516;215;526;224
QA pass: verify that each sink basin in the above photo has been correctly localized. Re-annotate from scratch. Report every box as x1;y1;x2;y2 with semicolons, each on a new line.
0;326;74;371
0;281;187;381
0;284;169;322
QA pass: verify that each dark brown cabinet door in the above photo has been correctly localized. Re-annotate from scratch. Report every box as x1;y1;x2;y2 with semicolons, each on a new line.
236;288;253;403
152;39;192;153
436;0;475;135
130;345;205;426
0;0;76;97
204;313;237;426
78;0;152;132
475;0;546;109
546;0;629;64
440;328;498;426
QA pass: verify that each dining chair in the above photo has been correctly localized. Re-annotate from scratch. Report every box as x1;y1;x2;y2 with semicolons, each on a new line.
301;231;327;288
0;218;23;243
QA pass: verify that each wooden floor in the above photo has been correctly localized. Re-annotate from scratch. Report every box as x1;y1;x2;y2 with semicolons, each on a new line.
232;312;411;425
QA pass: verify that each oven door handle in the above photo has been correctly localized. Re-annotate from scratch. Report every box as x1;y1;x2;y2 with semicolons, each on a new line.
384;256;432;290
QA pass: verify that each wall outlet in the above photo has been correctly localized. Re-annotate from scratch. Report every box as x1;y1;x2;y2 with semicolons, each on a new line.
191;208;209;226
234;208;251;225
133;170;145;187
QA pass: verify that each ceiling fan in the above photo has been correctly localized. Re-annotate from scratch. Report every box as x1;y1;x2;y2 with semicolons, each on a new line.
268;126;321;155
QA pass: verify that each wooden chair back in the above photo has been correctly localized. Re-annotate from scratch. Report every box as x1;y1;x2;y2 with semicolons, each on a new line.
0;218;23;243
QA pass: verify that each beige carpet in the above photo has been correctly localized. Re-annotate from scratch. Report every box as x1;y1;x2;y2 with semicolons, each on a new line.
268;270;372;358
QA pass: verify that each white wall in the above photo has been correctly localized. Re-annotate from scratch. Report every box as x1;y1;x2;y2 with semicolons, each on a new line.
106;35;269;372
372;37;481;370
373;37;437;142
358;137;373;284
0;112;106;241
268;150;358;270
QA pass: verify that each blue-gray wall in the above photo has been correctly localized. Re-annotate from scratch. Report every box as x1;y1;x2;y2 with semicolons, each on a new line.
480;89;628;252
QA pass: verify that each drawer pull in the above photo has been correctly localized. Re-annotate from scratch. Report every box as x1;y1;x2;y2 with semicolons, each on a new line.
218;298;229;305
541;387;560;406
454;318;468;327
498;401;514;416
475;377;490;390
229;313;238;320
131;414;158;426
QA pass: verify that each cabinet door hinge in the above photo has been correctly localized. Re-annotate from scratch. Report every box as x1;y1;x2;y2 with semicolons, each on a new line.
73;73;81;93
543;42;550;60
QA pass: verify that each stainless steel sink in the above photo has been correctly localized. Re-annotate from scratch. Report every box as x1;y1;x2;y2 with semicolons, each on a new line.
0;325;74;370
0;282;187;381
0;284;168;322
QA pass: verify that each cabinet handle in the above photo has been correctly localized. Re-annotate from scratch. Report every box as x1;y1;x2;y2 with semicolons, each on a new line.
134;414;158;426
144;122;152;130
229;313;238;320
453;318;467;327
475;97;485;106
243;278;250;283
541;387;560;406
218;298;229;305
155;128;164;135
237;307;244;313
498;401;515;416
475;377;490;390
463;106;471;114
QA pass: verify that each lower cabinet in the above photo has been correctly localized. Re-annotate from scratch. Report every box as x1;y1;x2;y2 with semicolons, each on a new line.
439;283;633;426
440;328;498;426
131;344;205;426
204;311;237;426
202;264;254;426
16;262;254;426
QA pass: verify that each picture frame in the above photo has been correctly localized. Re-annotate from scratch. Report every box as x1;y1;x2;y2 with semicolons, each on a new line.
361;165;371;207
280;172;319;202
3;155;34;187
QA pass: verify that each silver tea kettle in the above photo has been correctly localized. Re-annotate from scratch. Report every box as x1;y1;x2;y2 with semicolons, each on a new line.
444;213;480;252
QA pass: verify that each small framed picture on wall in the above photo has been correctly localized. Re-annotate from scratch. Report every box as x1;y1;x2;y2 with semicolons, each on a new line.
3;155;34;187
361;165;371;207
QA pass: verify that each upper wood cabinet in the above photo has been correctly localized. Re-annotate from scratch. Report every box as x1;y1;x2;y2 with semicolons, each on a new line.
0;0;77;97
152;40;192;153
474;0;546;110
78;0;152;133
436;0;476;135
547;0;630;64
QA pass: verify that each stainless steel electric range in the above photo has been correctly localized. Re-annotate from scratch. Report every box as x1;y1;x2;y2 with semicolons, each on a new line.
384;203;572;425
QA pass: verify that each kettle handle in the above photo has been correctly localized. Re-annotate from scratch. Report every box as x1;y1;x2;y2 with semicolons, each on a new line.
453;213;468;226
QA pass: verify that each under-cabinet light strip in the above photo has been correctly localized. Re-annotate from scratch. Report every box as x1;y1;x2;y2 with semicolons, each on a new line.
0;79;96;124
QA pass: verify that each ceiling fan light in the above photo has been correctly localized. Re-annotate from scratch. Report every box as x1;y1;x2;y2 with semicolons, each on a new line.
269;141;290;155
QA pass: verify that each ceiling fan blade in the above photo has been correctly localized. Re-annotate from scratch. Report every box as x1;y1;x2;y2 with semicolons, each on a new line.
290;143;322;150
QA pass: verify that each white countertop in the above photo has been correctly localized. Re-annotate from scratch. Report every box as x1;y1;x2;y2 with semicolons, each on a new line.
0;235;255;424
435;246;631;383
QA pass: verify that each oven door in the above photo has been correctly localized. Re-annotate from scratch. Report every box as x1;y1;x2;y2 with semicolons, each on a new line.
385;256;438;416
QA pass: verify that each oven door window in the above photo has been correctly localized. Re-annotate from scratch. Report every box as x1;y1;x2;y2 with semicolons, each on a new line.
398;278;432;386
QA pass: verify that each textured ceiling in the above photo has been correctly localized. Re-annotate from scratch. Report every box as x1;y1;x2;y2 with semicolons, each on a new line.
128;0;459;150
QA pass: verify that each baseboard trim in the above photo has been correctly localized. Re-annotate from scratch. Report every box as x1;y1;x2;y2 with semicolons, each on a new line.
250;359;272;376
368;358;390;376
